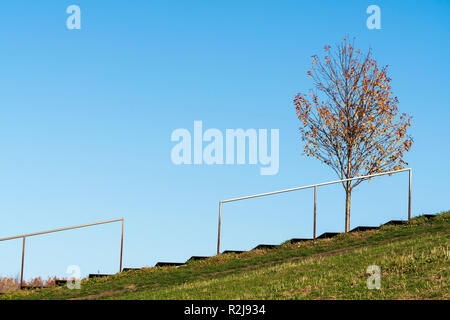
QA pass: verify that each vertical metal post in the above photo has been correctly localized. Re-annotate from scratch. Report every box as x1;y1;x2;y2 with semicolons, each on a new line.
408;169;412;221
119;218;124;272
217;202;222;255
313;186;317;240
20;236;26;289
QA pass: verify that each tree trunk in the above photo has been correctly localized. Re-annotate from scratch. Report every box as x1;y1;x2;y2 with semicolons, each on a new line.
345;188;351;232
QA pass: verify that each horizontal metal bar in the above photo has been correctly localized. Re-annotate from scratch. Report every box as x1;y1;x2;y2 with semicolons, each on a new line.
0;218;124;242
221;168;411;203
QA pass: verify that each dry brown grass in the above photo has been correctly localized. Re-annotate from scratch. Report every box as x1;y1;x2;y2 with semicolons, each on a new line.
0;277;20;293
0;276;65;293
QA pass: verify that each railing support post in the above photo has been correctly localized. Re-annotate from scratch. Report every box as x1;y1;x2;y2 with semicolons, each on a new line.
313;186;317;240
120;218;124;272
408;169;412;221
20;236;26;289
217;202;222;255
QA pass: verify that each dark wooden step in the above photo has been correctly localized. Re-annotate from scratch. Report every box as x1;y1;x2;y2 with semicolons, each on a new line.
382;220;407;226
350;226;379;232
317;232;340;239
155;262;185;267
287;238;311;244
122;268;141;272
187;256;209;262
20;285;44;290
252;244;278;250
222;250;245;254
88;274;111;279
55;279;67;286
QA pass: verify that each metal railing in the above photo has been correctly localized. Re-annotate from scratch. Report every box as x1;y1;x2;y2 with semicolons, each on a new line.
217;168;412;254
0;218;124;288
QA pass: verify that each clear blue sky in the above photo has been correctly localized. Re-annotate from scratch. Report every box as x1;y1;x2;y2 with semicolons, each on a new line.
0;0;449;280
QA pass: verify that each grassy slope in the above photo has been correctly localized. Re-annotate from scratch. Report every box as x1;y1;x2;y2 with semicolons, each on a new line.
2;211;449;300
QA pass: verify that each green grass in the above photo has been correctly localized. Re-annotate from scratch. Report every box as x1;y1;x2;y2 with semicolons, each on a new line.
1;211;449;300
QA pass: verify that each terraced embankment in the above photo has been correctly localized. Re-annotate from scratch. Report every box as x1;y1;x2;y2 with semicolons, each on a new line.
1;211;449;300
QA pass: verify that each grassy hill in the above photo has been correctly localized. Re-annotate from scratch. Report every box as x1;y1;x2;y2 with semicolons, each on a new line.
1;211;449;300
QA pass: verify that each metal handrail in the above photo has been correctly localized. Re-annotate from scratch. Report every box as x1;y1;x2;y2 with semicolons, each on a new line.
217;168;412;254
0;218;124;288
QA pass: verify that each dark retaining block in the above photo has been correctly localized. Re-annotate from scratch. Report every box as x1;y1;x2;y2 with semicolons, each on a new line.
382;220;407;226
21;285;44;290
222;250;245;254
187;256;210;262
155;262;185;267
55;279;67;286
317;232;340;239
252;244;278;250
287;238;311;244
88;274;111;279
350;226;379;232
122;268;141;272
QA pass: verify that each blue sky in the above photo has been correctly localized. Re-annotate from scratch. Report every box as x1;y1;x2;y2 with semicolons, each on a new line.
0;0;449;280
